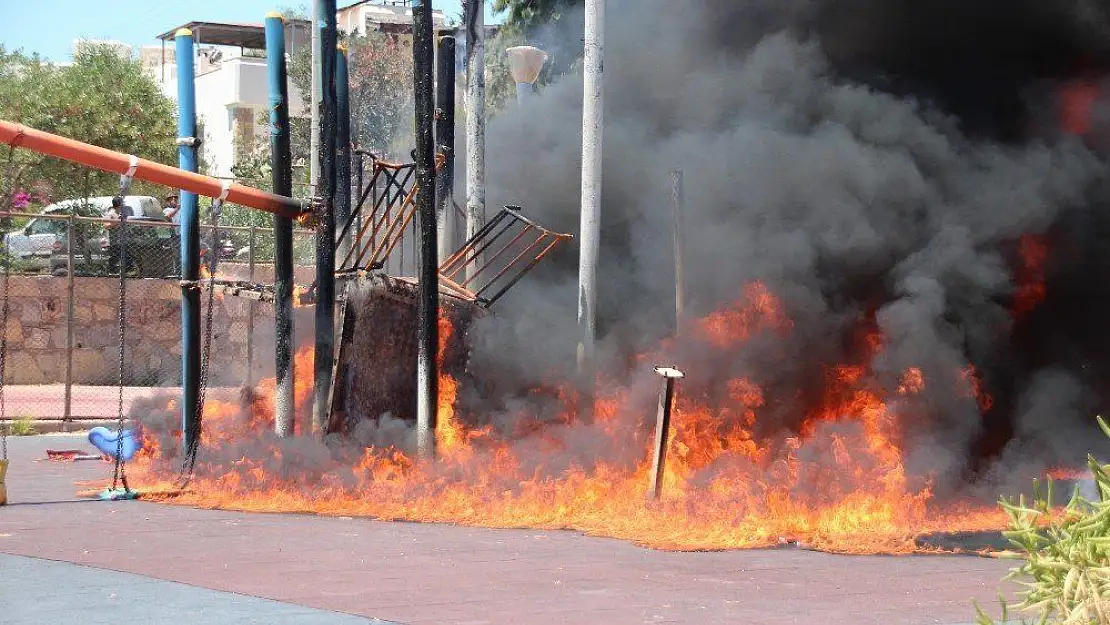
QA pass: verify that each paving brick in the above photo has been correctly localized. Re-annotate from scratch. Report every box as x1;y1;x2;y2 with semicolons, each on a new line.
0;435;1017;625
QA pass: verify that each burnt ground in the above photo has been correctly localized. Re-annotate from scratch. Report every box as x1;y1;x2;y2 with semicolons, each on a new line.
0;435;1016;625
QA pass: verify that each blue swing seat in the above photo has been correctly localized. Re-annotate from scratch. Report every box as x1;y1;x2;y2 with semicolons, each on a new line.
88;426;142;462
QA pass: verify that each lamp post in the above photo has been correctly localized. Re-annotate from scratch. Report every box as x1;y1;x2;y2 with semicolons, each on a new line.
505;46;549;105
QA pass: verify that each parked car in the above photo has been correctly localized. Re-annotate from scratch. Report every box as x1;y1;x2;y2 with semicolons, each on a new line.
49;231;110;277
5;196;164;272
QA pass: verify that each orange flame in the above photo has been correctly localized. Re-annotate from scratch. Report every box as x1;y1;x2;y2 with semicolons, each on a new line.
1060;79;1099;136
125;281;1013;554
1012;234;1049;322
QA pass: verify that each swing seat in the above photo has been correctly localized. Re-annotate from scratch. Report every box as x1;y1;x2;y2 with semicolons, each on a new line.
97;486;139;501
88;427;142;462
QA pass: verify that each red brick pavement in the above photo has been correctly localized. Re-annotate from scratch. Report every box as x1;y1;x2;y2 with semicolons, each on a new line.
0;436;1015;625
0;385;239;420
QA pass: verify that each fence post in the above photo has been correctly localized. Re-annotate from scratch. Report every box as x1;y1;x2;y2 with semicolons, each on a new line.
63;212;75;422
246;223;256;384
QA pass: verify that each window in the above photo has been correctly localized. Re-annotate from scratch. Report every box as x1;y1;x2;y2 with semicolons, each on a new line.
26;219;64;236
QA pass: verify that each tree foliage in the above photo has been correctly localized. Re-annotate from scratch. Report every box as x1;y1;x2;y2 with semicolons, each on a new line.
0;44;177;213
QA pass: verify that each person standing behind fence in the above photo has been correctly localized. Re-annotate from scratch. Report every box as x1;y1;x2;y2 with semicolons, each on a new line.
105;197;127;274
163;193;181;224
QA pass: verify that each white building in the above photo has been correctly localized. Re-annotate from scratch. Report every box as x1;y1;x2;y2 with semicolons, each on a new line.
72;38;132;60
337;0;450;36
150;21;311;178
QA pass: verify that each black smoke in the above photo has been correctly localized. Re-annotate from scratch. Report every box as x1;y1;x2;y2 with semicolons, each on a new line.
457;0;1110;494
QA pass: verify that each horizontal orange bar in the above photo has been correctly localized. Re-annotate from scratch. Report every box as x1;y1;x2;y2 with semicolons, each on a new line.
0;119;310;219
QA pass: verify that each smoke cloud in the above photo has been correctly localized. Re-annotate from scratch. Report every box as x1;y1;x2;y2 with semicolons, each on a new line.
458;0;1110;492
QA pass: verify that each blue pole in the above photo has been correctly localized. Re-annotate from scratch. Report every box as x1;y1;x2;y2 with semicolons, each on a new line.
335;44;352;260
176;29;201;461
266;13;296;438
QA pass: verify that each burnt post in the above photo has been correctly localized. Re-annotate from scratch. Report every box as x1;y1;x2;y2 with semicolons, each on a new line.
648;366;684;500
669;170;685;331
413;0;439;459
435;35;457;264
313;0;338;437
266;12;295;438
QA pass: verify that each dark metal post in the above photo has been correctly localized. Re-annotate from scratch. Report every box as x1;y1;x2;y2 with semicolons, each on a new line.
648;366;683;500
335;43;352;265
266;12;295;438
669;170;685;331
176;28;201;455
413;0;439;460
63;212;74;421
246;223;256;384
435;35;456;263
313;0;338;437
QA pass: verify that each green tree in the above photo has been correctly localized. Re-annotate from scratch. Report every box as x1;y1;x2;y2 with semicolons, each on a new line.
0;44;177;213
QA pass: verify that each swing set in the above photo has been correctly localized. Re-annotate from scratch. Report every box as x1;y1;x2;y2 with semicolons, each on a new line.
0;119;315;503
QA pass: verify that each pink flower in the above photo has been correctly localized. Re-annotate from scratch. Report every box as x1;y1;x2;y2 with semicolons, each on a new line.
11;190;31;210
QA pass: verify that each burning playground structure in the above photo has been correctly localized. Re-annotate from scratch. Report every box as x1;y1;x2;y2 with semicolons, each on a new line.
12;0;1110;555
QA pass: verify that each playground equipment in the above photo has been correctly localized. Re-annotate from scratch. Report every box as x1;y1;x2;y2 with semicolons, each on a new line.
0;5;569;501
0;122;312;221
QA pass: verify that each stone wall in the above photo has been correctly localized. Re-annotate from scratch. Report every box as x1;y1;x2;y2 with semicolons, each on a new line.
3;276;313;386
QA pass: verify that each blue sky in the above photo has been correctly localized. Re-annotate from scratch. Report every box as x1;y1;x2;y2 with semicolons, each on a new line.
0;1;500;61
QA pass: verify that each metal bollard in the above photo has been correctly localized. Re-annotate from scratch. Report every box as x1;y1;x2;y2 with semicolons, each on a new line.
648;366;684;500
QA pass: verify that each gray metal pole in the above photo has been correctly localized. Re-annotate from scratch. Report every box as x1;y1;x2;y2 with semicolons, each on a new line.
670;170;684;331
246;222;256;384
648;366;683;500
414;0;439;460
335;44;352;266
578;0;605;376
464;0;485;283
515;82;531;105
436;35;457;265
310;1;322;195
63;212;74;421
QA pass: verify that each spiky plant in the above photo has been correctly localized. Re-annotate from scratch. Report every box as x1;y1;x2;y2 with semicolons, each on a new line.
977;416;1110;625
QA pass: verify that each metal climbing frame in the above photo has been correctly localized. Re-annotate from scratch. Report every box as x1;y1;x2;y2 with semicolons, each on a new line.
438;206;572;308
336;153;443;276
336;155;572;308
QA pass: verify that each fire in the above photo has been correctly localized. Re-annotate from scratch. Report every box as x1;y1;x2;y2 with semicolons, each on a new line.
1059;78;1099;137
122;281;1013;555
1012;234;1049;322
436;311;472;456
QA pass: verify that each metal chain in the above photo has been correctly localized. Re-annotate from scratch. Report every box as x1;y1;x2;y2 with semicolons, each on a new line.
175;205;220;488
111;201;129;493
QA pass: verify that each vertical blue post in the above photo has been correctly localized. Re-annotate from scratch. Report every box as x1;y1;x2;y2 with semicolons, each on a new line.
335;43;352;261
266;13;296;438
176;29;201;459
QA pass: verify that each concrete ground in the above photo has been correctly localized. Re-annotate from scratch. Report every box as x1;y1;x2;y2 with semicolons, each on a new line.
0;435;1017;625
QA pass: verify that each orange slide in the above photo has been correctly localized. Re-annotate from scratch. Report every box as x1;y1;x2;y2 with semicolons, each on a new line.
0;119;311;220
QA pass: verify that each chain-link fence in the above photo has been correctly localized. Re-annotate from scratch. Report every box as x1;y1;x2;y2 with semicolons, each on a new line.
0;209;316;427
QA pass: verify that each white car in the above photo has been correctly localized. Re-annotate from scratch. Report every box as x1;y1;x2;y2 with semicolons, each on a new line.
4;196;163;265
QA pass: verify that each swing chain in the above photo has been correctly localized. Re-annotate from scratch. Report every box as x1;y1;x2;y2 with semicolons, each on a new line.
110;159;138;493
177;190;224;485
